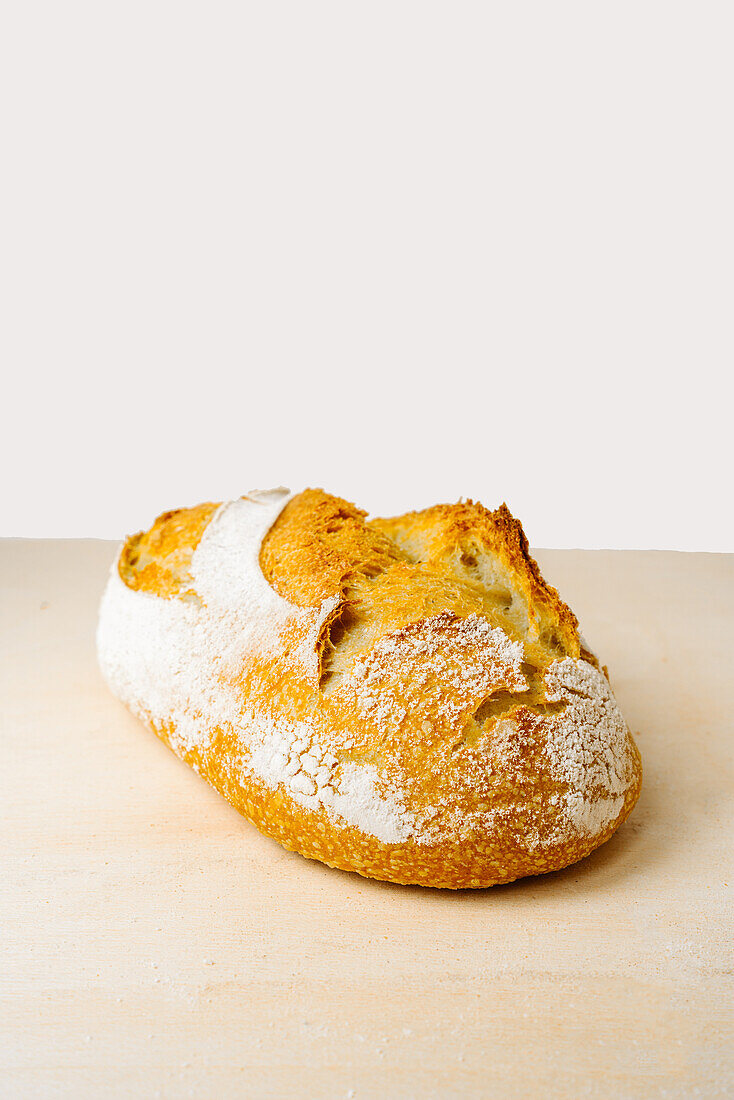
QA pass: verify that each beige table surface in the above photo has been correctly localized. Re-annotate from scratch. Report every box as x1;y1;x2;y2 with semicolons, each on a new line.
2;540;732;1099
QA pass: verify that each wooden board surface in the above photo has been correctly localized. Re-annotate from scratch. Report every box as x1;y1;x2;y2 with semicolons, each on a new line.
2;540;732;1099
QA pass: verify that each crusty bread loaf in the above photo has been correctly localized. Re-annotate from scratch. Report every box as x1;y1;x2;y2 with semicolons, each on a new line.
97;487;642;888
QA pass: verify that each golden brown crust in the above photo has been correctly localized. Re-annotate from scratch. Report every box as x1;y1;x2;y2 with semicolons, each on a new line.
372;500;580;658
119;501;219;599
103;487;642;889
259;488;407;606
148;713;642;890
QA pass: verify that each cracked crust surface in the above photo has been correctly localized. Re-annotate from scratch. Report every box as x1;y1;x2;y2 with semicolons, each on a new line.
101;488;642;888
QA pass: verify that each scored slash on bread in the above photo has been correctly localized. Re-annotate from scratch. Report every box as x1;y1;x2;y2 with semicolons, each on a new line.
98;487;642;888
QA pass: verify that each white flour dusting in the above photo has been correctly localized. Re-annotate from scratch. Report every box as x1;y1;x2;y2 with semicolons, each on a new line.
98;489;296;755
249;712;414;843
421;658;632;847
343;612;526;733
540;658;631;837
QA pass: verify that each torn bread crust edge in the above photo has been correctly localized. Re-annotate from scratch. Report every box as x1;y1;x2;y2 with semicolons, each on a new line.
97;487;639;854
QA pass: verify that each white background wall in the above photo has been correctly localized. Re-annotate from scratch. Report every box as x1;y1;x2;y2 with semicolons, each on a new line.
2;2;731;549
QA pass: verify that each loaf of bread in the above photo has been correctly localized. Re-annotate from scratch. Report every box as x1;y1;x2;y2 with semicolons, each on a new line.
97;487;642;888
